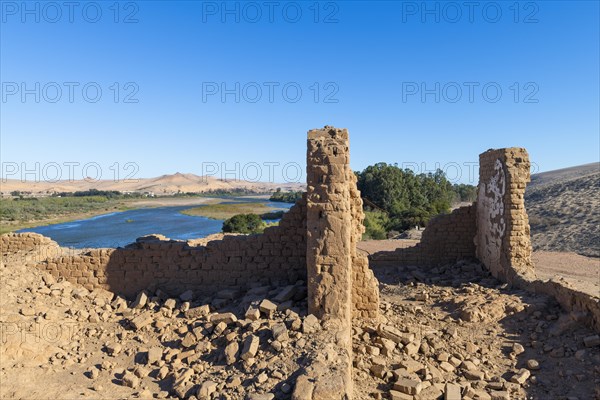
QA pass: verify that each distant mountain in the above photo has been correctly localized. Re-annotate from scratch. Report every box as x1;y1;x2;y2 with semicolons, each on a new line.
0;173;305;196
526;163;599;257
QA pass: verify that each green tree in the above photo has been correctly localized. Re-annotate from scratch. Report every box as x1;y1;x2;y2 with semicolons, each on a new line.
356;163;456;234
222;213;265;234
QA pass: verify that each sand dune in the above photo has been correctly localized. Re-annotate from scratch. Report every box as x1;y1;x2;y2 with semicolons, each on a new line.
1;172;305;196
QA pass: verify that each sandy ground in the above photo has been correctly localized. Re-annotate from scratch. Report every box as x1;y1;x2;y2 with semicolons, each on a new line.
358;240;600;295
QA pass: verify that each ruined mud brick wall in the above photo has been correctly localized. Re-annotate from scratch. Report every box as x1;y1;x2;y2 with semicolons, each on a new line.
369;204;477;267
349;172;380;320
306;126;380;323
31;199;307;296
301;127;354;398
1;232;61;262
475;148;534;285
306;127;353;324
1;232;57;255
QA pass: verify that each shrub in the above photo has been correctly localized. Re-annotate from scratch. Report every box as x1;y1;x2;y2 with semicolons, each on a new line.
222;213;265;234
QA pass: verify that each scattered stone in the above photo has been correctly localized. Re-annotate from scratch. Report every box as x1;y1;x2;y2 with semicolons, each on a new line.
512;343;525;355
245;306;261;321
209;312;237;324
511;368;531;385
122;370;139;388
197;380;218;399
464;369;485;380
241;334;259;361
491;391;510;400
87;368;99;379
185;305;210;319
181;332;197;348
583;335;600;348
378;324;414;345
394;377;422;395
146;347;162;365
224;341;239;365
106;343;122;356
259;299;278;318
164;298;177;310
302;314;320;333
131;291;148;309
131;312;153;330
526;359;540;370
271;322;289;341
444;383;461;400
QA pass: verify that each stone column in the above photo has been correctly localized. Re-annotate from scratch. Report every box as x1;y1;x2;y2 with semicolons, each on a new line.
475;148;534;285
306;126;353;324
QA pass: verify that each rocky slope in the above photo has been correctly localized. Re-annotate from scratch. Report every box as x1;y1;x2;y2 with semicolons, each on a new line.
525;163;599;257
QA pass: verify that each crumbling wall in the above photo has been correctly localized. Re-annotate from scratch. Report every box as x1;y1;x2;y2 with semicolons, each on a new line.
369;204;477;267
350;172;380;320
32;199;307;297
303;127;354;398
1;232;58;255
475;148;534;284
1;232;61;262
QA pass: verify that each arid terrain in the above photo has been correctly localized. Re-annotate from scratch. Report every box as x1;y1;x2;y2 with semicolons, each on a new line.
1;173;305;197
2;247;599;400
1;159;598;400
525;163;599;258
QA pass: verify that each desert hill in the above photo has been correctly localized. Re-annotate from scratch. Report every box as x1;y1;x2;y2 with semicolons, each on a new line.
0;172;305;196
525;162;599;257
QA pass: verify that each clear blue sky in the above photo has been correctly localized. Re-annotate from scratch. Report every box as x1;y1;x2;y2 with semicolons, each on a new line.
1;1;598;185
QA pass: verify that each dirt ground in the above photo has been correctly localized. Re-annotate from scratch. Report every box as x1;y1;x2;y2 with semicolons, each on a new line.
358;240;600;295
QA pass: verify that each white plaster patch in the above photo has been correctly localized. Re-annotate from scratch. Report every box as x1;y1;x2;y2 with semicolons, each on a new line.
477;159;506;265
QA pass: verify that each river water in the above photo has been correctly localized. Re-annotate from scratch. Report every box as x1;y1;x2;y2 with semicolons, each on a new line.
17;200;292;249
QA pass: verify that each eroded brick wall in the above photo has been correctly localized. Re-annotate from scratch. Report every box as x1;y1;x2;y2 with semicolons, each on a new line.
350;171;380;320
475;148;534;284
31;199;307;297
305;127;380;322
1;232;57;254
369;204;477;267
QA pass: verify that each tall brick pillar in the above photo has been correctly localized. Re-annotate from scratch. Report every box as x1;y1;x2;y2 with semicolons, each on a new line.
306;126;353;324
475;148;534;285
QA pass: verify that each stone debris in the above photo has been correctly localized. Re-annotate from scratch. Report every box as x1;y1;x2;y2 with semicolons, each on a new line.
352;261;600;400
209;312;237;324
584;334;600;348
259;299;278;318
393;377;422;395
131;312;153;330
510;368;531;385
2;235;600;400
241;334;260;361
526;359;540;370
131;291;148;309
122;370;140;388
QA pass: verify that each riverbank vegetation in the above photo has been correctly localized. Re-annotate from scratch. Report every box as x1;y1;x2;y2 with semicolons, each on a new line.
269;189;303;203
0;196;129;234
180;202;288;221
